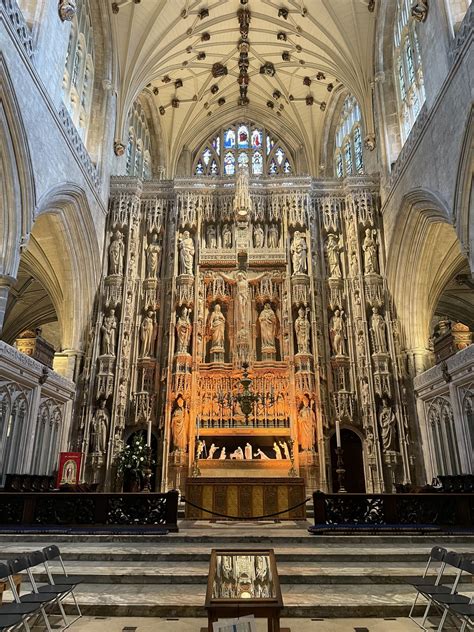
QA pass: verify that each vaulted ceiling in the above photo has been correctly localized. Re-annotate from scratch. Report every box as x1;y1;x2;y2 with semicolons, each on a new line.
112;0;376;175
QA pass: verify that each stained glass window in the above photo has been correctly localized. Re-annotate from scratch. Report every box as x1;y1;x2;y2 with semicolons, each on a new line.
224;151;235;176
252;151;263;175
394;0;426;144
224;128;236;148
334;95;364;178
193;122;294;176
252;129;262;148
238;125;249;148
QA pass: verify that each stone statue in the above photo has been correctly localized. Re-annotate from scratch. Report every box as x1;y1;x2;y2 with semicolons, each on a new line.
146;233;161;278
259;303;277;353
329;309;346;356
254;223;264;248
291;231;308;275
363;228;379;274
234;164;252;217
209;304;226;352
219;270;265;333
326;233;342;278
176;306;192;354
108;230;125;276
357;330;366;357
196;439;206;459
171;396;187;451
298;395;316;451
370;307;387;353
178;231;195;276
230;447;244;460
91;400;108;454
273;442;282;459
206;224;217;248
350;252;358;277
219;447;227;460
222;223;232;248
379;399;397;452
244;442;253;460
140;310;155;357
268;223;279;248
279;441;291;460
295;306;311;354
255;448;270;460
101;309;117;356
207;443;218;459
361;379;370;407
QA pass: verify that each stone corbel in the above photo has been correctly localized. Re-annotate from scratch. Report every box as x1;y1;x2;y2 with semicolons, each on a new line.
364;134;376;151
58;0;76;22
411;0;428;23
114;141;126;156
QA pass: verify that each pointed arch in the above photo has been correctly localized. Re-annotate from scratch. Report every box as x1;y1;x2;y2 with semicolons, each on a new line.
386;189;468;351
0;54;36;279
454;107;474;273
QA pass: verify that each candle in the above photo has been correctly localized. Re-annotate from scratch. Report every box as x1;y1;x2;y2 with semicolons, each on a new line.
335;419;341;448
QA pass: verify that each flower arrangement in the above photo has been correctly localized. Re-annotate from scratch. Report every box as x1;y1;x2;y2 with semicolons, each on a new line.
115;432;154;478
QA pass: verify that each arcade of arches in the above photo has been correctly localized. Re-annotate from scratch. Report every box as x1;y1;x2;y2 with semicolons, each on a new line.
0;0;473;496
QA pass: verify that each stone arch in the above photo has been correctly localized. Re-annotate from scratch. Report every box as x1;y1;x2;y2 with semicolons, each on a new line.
2;184;101;351
386;189;469;355
0;54;36;280
453;106;474;274
138;90;166;177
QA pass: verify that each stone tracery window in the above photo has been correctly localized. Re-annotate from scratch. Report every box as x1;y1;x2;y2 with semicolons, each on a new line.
394;0;426;143
194;123;294;176
62;0;95;143
126;102;152;179
334;95;364;178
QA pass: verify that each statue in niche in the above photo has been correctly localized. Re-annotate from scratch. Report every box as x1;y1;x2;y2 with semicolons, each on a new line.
295;306;311;354
125;292;134;319
222;223;232;249
91;400;108;454
357;330;366;357
291;231;308;275
362;228;379;274
279;441;291;460
209;304;226;352
350;252;358;277
196;440;206;459
273;442;282;459
234;164;252;217
178;231;195;276
298;394;316;451
146;233;161;278
129;252;137;278
206;224;217;248
361;378;370;408
207;443;218;459
255;448;270;460
244;443;253;460
108;230;125;276
254;223;265;248
347;219;358;253
219;447;227;460
171;395;187;451
268;223;279;248
101;309;117;356
370;307;387;354
176;306;192;354
259;303;277;353
326;233;342;278
140;310;156;357
353;291;362;318
329;309;346;356
379;399;397;452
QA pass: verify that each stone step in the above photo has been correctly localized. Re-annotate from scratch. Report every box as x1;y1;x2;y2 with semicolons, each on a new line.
28;560;458;585
60;582;426;619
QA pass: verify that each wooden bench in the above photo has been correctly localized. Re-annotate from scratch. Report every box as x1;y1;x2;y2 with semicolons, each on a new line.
0;575;22;605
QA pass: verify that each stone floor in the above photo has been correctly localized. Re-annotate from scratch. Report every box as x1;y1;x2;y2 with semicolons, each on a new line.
65;615;461;631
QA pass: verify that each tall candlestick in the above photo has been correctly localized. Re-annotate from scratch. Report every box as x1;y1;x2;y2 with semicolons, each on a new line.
335;419;341;448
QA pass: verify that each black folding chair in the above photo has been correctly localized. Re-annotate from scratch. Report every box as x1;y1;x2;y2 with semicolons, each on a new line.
28;549;81;627
433;556;474;631
409;551;464;630
0;561;43;632
7;556;62;632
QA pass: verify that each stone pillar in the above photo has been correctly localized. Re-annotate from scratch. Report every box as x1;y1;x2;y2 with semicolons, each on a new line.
0;275;14;334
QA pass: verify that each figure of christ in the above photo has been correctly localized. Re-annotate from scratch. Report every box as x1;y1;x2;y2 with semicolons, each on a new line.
218;270;267;335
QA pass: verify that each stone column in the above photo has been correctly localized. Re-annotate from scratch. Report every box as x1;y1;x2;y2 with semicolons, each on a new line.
0;275;14;334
